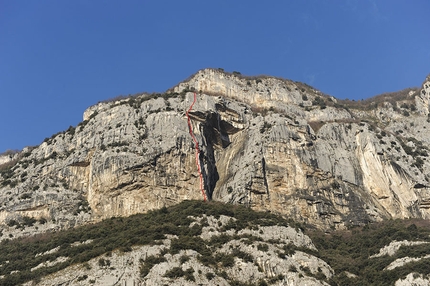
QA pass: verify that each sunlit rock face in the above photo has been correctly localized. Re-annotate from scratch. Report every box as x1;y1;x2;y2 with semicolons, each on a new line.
1;68;430;238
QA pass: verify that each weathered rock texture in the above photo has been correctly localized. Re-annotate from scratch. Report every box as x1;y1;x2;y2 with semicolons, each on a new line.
1;68;430;238
395;273;430;286
21;213;332;286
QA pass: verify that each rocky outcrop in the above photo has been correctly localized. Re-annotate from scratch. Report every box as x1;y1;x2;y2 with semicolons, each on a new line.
370;240;429;258
386;254;430;271
1;68;430;239
21;213;332;286
396;273;430;286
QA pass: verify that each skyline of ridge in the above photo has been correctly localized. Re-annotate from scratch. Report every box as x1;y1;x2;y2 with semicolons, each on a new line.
1;1;429;152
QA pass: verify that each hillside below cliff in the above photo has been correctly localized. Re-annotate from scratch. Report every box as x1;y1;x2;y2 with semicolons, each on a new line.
1;200;430;286
1;68;430;239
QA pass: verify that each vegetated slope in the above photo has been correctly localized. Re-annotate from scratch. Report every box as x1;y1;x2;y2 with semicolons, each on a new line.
0;200;331;286
307;219;430;285
1;68;430;235
1;201;430;285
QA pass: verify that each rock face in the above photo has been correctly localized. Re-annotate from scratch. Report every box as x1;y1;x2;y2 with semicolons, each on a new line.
1;68;430;238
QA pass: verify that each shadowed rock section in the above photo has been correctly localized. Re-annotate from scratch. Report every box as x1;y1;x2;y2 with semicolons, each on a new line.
190;104;243;200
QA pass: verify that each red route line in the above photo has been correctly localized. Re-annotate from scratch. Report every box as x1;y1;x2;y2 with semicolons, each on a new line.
186;92;207;201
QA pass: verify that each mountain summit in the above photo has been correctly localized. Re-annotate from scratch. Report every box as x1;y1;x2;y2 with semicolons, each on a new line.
1;68;430;285
1;68;430;236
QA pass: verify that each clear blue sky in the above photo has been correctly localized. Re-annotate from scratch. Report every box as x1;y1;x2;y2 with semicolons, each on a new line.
1;1;429;153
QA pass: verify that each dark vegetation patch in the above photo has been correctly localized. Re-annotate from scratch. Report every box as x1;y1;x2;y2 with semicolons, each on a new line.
336;88;419;111
164;266;195;281
139;255;166;278
306;219;430;285
100;89;185;109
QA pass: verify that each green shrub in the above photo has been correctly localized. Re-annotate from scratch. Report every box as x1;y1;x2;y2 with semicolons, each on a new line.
98;258;111;267
38;218;47;224
209;234;232;248
22;216;36;227
164;266;186;278
216;253;235;267
206;272;215;280
281;243;296;257
413;157;424;169
257;243;269;252
232;248;253;263
260;121;273;133
140;255;166;277
66;126;75;136
77;274;88;281
170;236;206;255
268;274;285;283
7;220;19;227
179;254;190;264
184;267;195;281
289;265;297;272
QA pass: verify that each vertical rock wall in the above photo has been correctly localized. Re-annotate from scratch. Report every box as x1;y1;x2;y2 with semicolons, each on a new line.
1;69;430;237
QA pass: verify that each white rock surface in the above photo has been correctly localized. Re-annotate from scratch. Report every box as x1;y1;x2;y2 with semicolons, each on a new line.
396;273;430;286
386;254;430;271
1;68;430;238
370;240;429;258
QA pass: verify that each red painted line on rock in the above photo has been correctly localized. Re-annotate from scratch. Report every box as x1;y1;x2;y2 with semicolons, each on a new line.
186;92;207;201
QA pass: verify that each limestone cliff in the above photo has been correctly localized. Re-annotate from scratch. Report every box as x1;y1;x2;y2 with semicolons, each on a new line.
1;68;430;238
